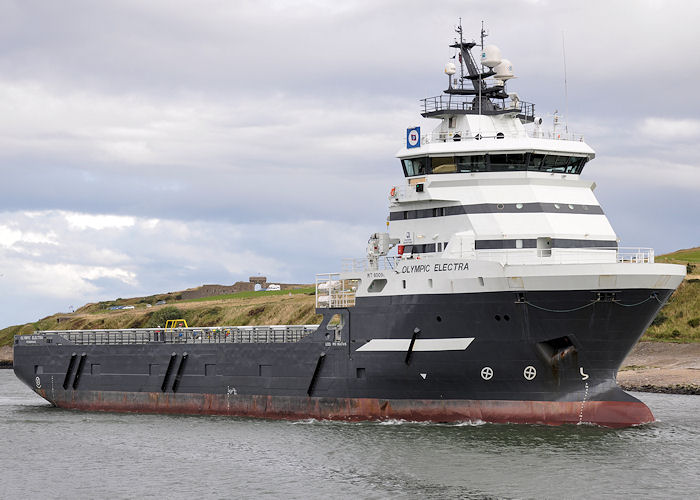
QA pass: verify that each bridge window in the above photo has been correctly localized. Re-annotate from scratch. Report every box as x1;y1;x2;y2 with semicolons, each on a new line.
401;154;587;177
456;155;487;172
431;156;457;173
402;157;428;177
489;153;528;171
529;154;587;174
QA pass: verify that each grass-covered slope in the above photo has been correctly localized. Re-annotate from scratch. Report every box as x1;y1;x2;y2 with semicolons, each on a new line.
0;287;320;347
655;246;700;276
642;279;699;342
640;247;699;342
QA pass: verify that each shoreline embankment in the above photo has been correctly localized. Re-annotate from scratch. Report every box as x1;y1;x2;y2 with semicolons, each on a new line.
0;346;12;368
617;342;700;395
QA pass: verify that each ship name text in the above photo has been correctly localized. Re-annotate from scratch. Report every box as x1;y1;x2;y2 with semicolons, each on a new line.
400;262;469;274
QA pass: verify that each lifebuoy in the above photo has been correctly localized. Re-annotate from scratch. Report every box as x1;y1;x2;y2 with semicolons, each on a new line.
390;187;397;197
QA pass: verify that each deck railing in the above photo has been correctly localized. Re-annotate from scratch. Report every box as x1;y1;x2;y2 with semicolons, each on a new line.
473;247;654;266
27;325;319;345
420;94;535;122
329;247;654;275
341;257;399;272
315;273;358;308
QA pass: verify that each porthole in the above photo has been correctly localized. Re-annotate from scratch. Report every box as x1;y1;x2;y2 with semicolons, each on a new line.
568;204;574;210
436;316;442;322
496;132;505;139
504;314;510;321
515;203;523;209
474;133;482;140
554;204;561;209
494;315;501;321
583;205;589;211
496;203;504;210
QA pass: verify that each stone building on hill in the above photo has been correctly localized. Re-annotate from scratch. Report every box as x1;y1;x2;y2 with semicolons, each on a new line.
180;276;307;300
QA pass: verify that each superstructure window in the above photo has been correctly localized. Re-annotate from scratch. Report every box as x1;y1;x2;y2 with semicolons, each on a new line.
402;158;427;176
529;154;587;174
400;154;587;177
456;155;487;172
488;153;528;171
368;279;388;293
431;157;457;173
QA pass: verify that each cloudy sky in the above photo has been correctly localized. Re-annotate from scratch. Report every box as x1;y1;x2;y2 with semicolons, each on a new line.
1;0;698;328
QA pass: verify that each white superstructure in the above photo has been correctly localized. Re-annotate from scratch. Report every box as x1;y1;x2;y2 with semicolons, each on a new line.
316;23;684;307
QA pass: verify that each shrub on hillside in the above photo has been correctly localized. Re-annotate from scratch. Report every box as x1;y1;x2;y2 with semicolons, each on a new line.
145;306;186;328
650;313;667;327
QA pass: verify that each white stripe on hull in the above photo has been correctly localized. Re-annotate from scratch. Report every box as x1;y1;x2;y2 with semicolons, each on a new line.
356;338;474;352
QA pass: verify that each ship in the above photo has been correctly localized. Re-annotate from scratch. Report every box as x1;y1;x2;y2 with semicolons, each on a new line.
14;23;685;427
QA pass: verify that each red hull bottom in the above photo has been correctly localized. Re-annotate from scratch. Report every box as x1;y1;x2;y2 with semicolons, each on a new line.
37;389;654;428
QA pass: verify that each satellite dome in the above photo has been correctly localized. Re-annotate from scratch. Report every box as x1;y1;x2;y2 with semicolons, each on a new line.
444;62;456;75
493;59;514;80
481;45;502;68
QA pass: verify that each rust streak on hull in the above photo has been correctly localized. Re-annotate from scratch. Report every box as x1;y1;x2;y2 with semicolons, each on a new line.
41;390;654;428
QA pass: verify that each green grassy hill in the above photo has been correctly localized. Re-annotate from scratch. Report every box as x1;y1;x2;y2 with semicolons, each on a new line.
641;247;699;342
0;287;320;348
643;278;699;342
655;246;700;275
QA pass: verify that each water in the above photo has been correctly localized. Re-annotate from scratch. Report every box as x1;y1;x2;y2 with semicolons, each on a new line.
1;369;698;500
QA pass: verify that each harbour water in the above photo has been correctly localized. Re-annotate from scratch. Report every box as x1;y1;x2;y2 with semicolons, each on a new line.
1;369;698;499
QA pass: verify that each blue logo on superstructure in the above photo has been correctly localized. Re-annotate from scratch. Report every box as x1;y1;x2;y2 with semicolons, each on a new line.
406;127;420;149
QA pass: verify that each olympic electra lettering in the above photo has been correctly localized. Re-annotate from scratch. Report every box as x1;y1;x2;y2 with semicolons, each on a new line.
400;262;469;274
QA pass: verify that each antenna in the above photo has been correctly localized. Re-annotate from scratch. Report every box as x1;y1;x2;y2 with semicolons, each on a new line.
562;31;569;134
478;20;483;118
456;18;464;89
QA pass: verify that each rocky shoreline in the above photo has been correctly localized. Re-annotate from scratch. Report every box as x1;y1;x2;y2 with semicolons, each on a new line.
616;341;700;395
618;383;699;395
0;346;12;369
1;342;698;395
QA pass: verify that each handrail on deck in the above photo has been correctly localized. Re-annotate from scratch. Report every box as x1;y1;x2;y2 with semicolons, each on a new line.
25;325;319;345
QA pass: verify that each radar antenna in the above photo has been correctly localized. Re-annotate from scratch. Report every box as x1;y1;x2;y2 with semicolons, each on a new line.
423;22;535;123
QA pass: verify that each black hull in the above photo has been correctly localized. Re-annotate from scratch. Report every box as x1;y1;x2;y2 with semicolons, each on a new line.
14;288;671;426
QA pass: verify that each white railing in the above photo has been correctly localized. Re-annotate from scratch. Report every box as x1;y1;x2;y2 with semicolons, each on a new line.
616;247;654;263
527;129;585;142
342;257;399;272
330;247;654;274
416;129;585;145
474;247;654;266
315;273;358;308
29;325;319;345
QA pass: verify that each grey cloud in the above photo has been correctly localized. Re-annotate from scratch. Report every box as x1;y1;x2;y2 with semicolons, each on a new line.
1;0;699;328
